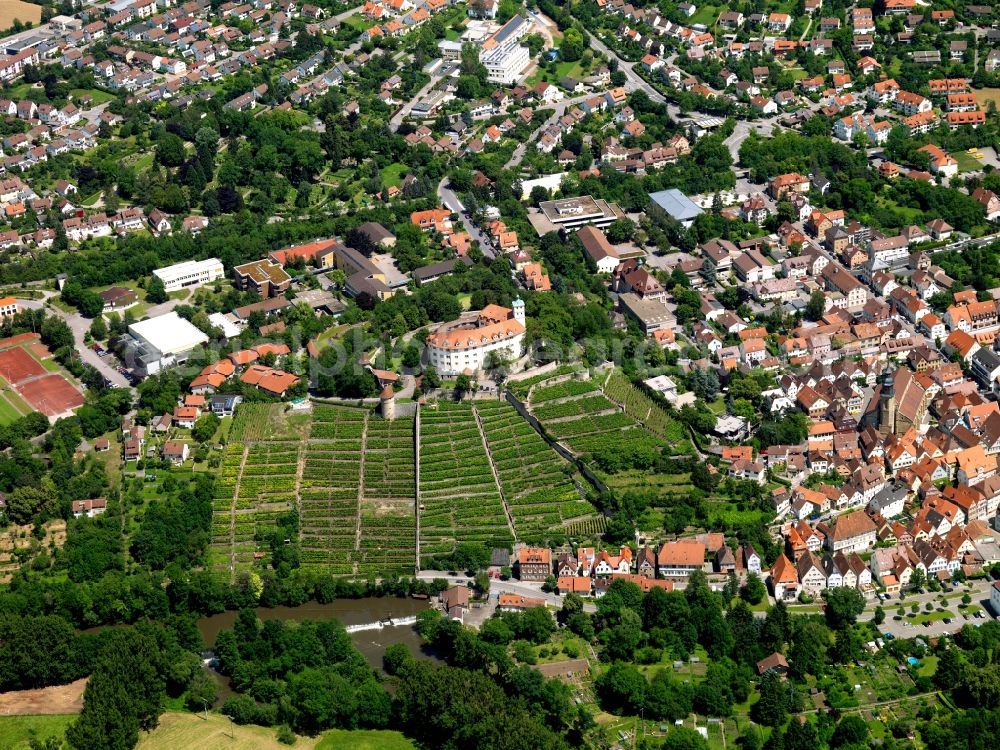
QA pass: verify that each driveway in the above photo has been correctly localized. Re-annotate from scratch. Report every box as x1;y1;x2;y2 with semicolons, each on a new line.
437;179;496;259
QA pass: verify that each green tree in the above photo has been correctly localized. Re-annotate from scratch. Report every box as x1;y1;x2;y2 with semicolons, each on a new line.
741;573;766;605
824;587;865;630
752;671;789;726
831;715;868;747
805;290;826;321
560;28;585;62
595;662;646;715
784;718;818;750
146;275;168;304
89;316;108;340
789;619;829;678
660;726;709;750
67;628;166;750
191;412;220;444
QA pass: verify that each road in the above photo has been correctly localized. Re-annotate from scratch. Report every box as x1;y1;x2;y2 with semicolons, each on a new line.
390;74;444;131
582;29;776;161
17;293;184;390
584;29;668;106
437;178;496;258
505;92;593;169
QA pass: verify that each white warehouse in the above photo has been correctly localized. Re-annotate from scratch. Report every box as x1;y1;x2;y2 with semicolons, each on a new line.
153;258;225;292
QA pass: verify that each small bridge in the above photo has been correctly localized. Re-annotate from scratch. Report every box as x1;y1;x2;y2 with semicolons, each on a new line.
345;615;418;633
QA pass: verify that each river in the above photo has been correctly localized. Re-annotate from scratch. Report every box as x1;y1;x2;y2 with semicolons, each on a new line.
196;597;436;669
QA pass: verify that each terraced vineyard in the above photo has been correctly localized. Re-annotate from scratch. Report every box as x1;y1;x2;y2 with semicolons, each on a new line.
418;402;513;565
299;405;367;574
527;373;653;456
358;415;417;576
211;397;604;579
603;369;691;448
209;439;301;575
475;400;596;541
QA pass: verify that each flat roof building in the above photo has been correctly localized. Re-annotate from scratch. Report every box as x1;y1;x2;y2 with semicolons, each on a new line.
619;292;676;336
232;259;292;298
648;189;704;228
532;195;624;235
124;311;209;375
153;258;224;292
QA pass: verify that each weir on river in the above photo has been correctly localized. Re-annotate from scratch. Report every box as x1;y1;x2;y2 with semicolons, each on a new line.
344;615;418;633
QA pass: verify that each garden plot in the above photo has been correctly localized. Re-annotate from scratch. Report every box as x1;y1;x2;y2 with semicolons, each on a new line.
475;400;597;539
418;402;513;563
300;405;367;574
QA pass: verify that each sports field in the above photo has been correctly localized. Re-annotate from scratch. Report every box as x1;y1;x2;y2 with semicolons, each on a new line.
0;334;84;419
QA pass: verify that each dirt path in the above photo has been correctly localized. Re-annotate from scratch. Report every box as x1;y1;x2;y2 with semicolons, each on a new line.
352;411;369;576
228;445;250;581
473;404;518;540
0;679;86;715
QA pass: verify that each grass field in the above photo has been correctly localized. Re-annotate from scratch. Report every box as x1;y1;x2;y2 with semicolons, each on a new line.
317;729;415;749
0;0;41;31
380;162;408;188
952;150;983;173
133;712;414;750
0;394;22;424
976;87;1000;110
0;714;74;749
70;88;115;106
341;13;369;31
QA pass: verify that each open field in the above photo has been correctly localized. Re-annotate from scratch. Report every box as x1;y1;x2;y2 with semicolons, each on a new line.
133;712;416;750
0;0;41;31
316;728;415;749
976;87;1000;110
0;714;74;749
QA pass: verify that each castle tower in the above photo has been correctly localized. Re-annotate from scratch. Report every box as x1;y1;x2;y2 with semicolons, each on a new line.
878;368;896;436
380;385;396;421
512;297;525;326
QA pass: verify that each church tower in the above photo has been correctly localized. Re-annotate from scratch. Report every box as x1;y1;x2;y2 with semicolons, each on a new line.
878;368;896;436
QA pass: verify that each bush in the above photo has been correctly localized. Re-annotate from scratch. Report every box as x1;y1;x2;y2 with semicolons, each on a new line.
277;725;296;745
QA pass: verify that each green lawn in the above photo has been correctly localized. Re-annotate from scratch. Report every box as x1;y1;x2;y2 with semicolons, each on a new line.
952;150;984;173
906;609;954;625
315;729;415;750
132;152;155;173
70;88;116;105
380;162;408;188
341;13;370;31
917;655;939;677
0;714;75;749
689;4;720;26
0;392;23;424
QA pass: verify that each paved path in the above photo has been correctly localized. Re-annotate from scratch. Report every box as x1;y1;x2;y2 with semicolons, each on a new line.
505;93;593;169
437;179;496;258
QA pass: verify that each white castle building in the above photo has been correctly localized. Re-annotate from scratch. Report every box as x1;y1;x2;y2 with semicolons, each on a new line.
426;299;525;376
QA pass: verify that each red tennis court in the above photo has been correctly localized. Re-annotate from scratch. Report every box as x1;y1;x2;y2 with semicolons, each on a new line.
0;347;45;384
18;374;84;417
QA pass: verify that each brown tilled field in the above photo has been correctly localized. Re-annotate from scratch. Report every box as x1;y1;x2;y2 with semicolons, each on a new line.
0;679;86;716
